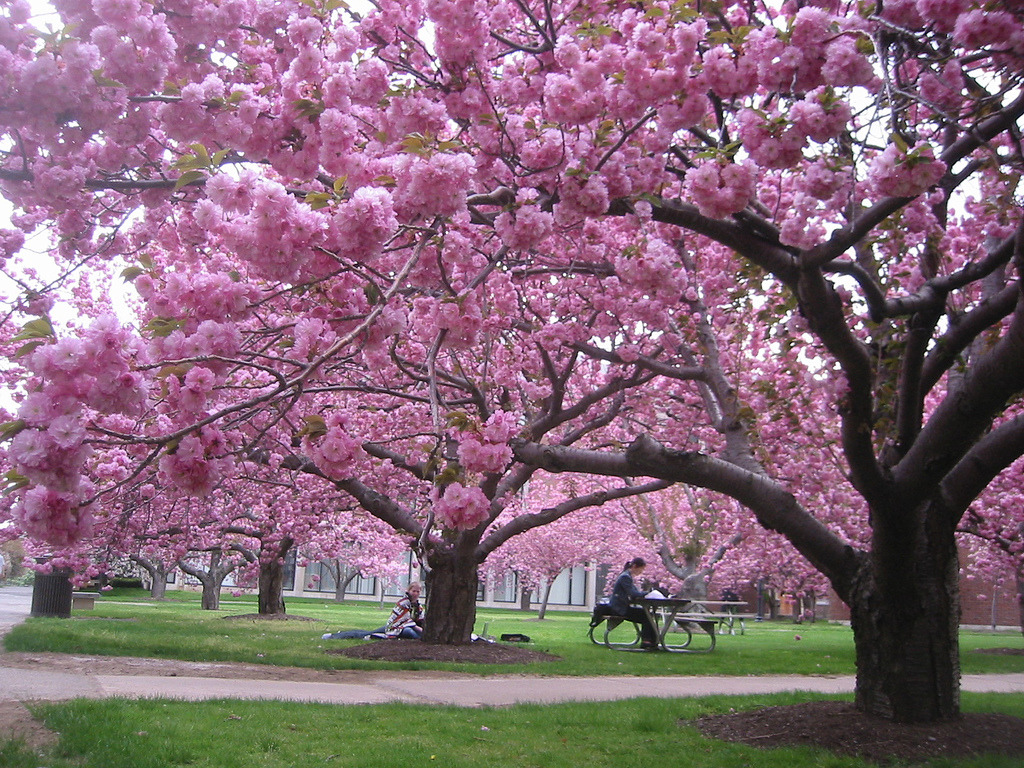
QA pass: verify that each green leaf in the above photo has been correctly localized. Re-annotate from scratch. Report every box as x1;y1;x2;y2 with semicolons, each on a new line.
143;317;186;338
121;266;146;282
156;363;192;380
2;469;29;495
363;282;382;306
189;143;211;164
14;340;46;359
174;169;207;190
92;70;125;88
11;317;55;344
0;419;27;442
305;192;333;210
297;415;328;439
446;411;474;431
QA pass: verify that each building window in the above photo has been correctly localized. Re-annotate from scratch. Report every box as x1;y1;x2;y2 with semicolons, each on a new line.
546;565;588;606
493;571;518;603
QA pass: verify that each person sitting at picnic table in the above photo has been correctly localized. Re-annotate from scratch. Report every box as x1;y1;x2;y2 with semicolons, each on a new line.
609;557;659;650
385;581;424;639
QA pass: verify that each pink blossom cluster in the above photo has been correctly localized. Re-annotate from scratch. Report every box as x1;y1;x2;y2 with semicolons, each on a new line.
683;158;757;219
614;238;686;301
456;411;518;475
194;178;327;284
156;430;233;497
15;487;94;547
391;152;474;223
737;109;806;169
136;271;259;325
302;413;363;480
953;10;1024;52
868;144;947;199
494;203;554;251
433;482;490;530
8;316;148;545
326;187;399;261
410;295;483;350
0;228;25;261
427;0;489;68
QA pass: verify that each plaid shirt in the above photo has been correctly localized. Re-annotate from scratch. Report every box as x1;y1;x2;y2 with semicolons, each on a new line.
385;593;423;637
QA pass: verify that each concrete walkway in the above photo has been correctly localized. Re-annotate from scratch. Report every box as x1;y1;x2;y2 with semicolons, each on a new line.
3;586;1023;707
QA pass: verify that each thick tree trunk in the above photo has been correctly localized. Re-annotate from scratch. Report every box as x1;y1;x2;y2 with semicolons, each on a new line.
130;556;170;599
177;551;236;610
848;507;961;722
258;558;287;615
257;538;292;616
200;580;220;610
150;574;168;600
422;549;478;644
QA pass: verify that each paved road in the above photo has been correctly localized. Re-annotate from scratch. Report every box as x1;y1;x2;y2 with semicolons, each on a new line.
2;586;1023;707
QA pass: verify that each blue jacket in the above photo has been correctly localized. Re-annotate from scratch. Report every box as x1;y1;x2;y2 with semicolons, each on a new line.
608;570;645;614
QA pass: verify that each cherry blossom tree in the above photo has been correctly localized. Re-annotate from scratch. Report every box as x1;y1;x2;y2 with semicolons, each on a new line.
959;457;1024;634
2;0;1024;724
297;505;409;602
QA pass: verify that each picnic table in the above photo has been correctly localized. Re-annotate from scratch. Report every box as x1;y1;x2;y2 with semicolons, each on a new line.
589;597;747;653
679;599;754;635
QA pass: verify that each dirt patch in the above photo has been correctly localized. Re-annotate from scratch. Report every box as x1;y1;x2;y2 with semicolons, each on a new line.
974;646;1024;655
0;650;475;683
222;613;318;621
694;700;1024;765
328;639;560;664
0;700;59;750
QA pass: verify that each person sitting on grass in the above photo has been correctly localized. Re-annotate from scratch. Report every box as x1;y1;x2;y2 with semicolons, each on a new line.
385;581;424;639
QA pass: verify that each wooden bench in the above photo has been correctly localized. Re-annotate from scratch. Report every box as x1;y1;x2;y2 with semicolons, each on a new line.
71;592;100;610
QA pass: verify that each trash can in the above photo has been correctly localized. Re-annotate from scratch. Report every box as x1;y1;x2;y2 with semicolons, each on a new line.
30;567;73;618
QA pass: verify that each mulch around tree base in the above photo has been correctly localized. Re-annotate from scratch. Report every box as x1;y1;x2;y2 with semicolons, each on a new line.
328;639;561;664
693;700;1024;765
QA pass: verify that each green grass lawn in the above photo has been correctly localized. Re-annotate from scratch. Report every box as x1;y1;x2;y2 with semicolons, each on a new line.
1;693;1021;768
3;588;1023;768
5;587;1023;677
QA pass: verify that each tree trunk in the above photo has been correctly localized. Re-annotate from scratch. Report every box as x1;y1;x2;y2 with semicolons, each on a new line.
519;585;532;611
258;558;287;615
129;555;169;599
256;538;292;616
333;564;359;603
150;573;168;600
848;507;961;723
536;578;554;620
422;549;478;644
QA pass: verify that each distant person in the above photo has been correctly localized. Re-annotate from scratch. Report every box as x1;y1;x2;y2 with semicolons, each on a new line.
385;581;424;639
608;557;658;650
